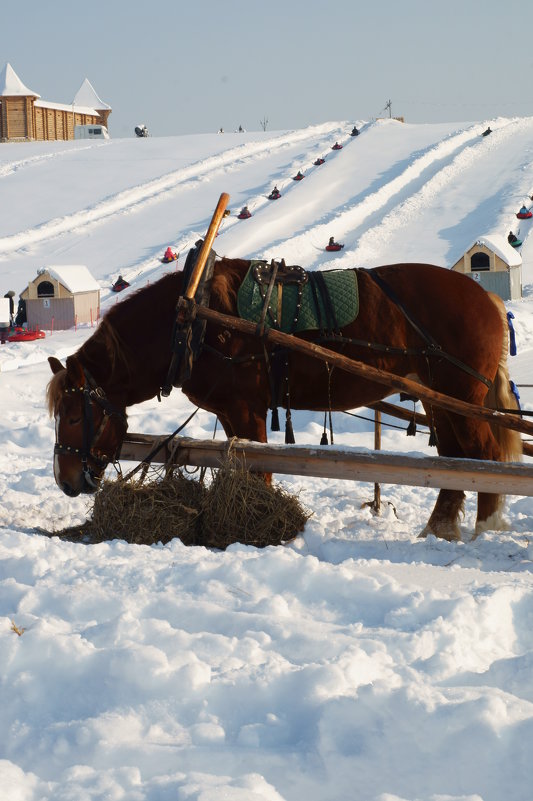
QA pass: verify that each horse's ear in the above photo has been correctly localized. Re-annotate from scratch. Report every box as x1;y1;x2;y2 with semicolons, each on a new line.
48;356;65;374
65;355;85;388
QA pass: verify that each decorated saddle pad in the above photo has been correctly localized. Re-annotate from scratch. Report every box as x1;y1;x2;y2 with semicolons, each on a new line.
237;261;359;333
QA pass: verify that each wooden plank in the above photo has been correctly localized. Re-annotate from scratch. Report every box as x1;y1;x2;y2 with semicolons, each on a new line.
195;304;533;438
120;433;533;496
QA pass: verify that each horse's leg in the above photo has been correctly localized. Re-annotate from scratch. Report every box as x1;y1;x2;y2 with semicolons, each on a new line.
420;409;465;541
442;412;507;538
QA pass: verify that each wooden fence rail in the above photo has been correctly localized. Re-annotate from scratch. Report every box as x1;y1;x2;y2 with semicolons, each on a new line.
120;433;533;497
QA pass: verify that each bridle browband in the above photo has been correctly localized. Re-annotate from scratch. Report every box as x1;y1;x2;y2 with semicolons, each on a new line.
54;367;128;488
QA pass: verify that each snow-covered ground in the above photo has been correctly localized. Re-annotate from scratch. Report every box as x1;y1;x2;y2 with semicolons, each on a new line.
2;118;533;801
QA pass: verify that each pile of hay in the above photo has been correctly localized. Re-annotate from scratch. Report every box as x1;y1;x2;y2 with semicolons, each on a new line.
50;463;311;549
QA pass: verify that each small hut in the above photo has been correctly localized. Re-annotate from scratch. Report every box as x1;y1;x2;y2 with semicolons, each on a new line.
451;234;522;301
21;265;100;331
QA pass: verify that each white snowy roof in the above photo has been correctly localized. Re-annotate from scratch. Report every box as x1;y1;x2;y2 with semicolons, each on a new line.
0;62;39;97
73;78;111;111
470;233;522;267
43;265;100;294
34;99;98;115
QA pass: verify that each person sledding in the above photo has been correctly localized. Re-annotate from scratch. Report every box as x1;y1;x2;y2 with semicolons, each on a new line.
238;206;252;219
508;231;522;248
112;275;130;292
332;141;343;150
293;170;305;181
325;236;344;252
314;157;325;166
161;247;178;263
268;186;281;200
350;126;359;136
517;205;532;219
481;126;492;137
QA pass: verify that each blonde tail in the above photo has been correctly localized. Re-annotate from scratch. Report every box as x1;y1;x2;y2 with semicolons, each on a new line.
484;292;522;462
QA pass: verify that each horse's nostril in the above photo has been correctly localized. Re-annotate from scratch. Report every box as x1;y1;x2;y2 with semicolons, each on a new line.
61;482;79;498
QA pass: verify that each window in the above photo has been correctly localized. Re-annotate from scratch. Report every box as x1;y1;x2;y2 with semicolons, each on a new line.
470;251;490;271
37;280;54;297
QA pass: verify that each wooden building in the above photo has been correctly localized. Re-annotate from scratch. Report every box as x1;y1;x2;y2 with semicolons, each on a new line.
21;266;101;331
451;234;522;301
0;63;111;143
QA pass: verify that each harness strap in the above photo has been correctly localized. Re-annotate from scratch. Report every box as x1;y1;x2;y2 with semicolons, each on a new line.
366;269;492;389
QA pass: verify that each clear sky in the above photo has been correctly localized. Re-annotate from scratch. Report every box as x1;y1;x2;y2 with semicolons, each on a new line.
2;0;533;138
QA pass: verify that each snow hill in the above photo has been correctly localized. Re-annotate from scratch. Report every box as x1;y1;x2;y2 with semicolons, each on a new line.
1;118;533;801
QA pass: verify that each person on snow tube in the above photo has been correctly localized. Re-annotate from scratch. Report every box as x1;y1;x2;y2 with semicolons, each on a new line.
314;157;325;166
238;206;252;219
112;275;130;292
508;231;519;245
293;171;304;180
332;142;343;150
350;126;359;136
326;237;344;251
162;247;178;262
268;186;281;200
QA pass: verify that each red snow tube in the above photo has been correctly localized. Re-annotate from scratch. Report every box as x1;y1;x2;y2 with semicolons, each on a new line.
325;244;344;252
314;158;325;165
238;211;252;219
7;327;45;342
293;174;304;181
332;143;343;150
517;211;532;219
268;192;281;200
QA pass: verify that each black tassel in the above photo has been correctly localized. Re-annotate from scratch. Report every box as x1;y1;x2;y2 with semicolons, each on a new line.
271;407;280;431
320;431;329;445
428;427;438;447
406;418;416;437
285;413;295;444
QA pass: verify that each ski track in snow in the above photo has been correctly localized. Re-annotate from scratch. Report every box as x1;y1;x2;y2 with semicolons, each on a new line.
258;117;532;269
0;123;345;258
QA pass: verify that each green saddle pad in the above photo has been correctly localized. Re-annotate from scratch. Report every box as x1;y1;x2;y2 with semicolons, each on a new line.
237;262;359;333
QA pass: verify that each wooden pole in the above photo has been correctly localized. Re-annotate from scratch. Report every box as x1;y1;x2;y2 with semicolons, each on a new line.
184;193;229;301
120;433;533;497
194;304;533;438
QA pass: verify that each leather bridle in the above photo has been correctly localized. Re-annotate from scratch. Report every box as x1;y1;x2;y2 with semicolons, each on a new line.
54;368;128;488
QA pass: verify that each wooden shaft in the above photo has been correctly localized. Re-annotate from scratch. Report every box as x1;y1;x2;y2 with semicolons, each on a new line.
185;192;229;300
195;304;533;438
120;434;533;496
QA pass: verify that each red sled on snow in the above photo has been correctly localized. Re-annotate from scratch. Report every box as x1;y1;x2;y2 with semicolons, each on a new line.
516;210;532;219
237;208;252;219
6;326;45;342
268;190;281;200
293;172;305;181
313;158;325;166
325;242;344;252
331;142;343;150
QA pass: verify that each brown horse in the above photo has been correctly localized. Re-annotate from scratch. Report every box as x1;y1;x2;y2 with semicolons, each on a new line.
47;258;521;541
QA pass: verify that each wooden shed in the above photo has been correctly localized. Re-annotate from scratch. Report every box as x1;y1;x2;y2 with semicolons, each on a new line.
451;234;522;301
0;63;111;143
21;265;100;331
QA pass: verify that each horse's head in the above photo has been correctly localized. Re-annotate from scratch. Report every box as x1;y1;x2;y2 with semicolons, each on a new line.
47;355;128;497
